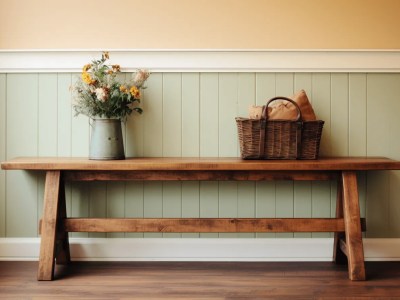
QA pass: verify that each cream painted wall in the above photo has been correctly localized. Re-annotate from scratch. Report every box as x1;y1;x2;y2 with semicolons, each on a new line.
0;0;399;49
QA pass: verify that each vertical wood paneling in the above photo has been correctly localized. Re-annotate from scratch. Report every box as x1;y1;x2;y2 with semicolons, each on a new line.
330;74;349;225
71;75;90;157
182;73;200;157
218;73;238;237
199;73;219;237
89;182;107;238
71;182;89;238
38;74;58;156
106;182;125;238
312;181;332;238
200;73;219;156
142;74;163;237
388;74;400;237
200;182;218;238
57;74;73;217
125;75;145;238
162;73;182;237
2;71;400;239
349;74;367;220
255;73;276;238
389;171;400;237
237;73;255;117
6;74;38;237
311;74;332;238
218;73;237;157
37;74;58;227
126;72;144;157
125;182;144;238
330;73;349;156
69;74;91;237
143;182;163;238
366;74;391;237
294;73;312;238
163;73;182;157
163;182;182;238
0;74;6;236
182;181;200;238
256;182;276;238
219;181;238;238
57;74;72;157
143;73;163;157
256;73;275;105
366;74;400;237
237;74;256;238
293;182;312;238
275;74;295;238
181;73;200;237
349;74;367;156
237;182;255;238
312;74;331;156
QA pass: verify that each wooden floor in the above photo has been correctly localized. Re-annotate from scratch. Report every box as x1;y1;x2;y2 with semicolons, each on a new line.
0;261;400;299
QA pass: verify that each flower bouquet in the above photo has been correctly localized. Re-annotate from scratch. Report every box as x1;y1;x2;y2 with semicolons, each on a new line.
72;51;150;120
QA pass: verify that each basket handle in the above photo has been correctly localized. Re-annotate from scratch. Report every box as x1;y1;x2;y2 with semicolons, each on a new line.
261;96;302;121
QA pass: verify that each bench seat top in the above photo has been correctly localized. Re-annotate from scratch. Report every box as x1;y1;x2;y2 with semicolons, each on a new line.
2;157;400;171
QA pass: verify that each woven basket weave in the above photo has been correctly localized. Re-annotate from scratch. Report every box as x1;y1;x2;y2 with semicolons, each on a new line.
236;97;324;160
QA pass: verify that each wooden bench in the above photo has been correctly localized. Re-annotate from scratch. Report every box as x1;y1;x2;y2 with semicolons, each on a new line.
2;157;400;281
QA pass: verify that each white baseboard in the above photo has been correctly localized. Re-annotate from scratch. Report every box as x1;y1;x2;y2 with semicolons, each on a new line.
0;238;399;261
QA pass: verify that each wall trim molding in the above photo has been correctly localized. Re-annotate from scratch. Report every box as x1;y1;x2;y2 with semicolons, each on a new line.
0;238;399;261
1;49;400;73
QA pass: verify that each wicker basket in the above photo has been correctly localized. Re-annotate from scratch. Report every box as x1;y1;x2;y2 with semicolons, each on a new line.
236;97;324;160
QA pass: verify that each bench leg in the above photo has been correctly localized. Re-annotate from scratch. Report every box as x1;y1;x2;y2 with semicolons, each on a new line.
333;178;347;264
342;171;366;281
55;178;71;265
38;171;61;281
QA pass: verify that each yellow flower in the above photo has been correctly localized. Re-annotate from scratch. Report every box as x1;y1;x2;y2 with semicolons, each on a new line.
130;86;140;98
82;72;94;84
82;64;91;72
120;85;128;93
107;70;113;75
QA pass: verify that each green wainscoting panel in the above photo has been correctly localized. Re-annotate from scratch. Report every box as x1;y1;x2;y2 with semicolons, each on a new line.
71;182;89;238
163;73;182;157
162;181;182;238
125;182;144;238
143;73;163;157
255;74;276;239
6;74;39;237
182;73;200;157
237;181;256;238
331;74;349;157
143;182;162;238
275;74;295;238
89;181;107;238
349;74;367;156
37;74;58;226
1;72;400;238
0;74;6;236
199;73;219;157
182;181;200;238
366;74;400;237
219;181;238;238
199;181;218;238
106;182;125;238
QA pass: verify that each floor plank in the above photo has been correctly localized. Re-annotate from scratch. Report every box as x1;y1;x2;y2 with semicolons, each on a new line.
0;261;399;299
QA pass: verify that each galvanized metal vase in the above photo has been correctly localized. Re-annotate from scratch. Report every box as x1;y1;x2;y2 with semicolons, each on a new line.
89;118;125;160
